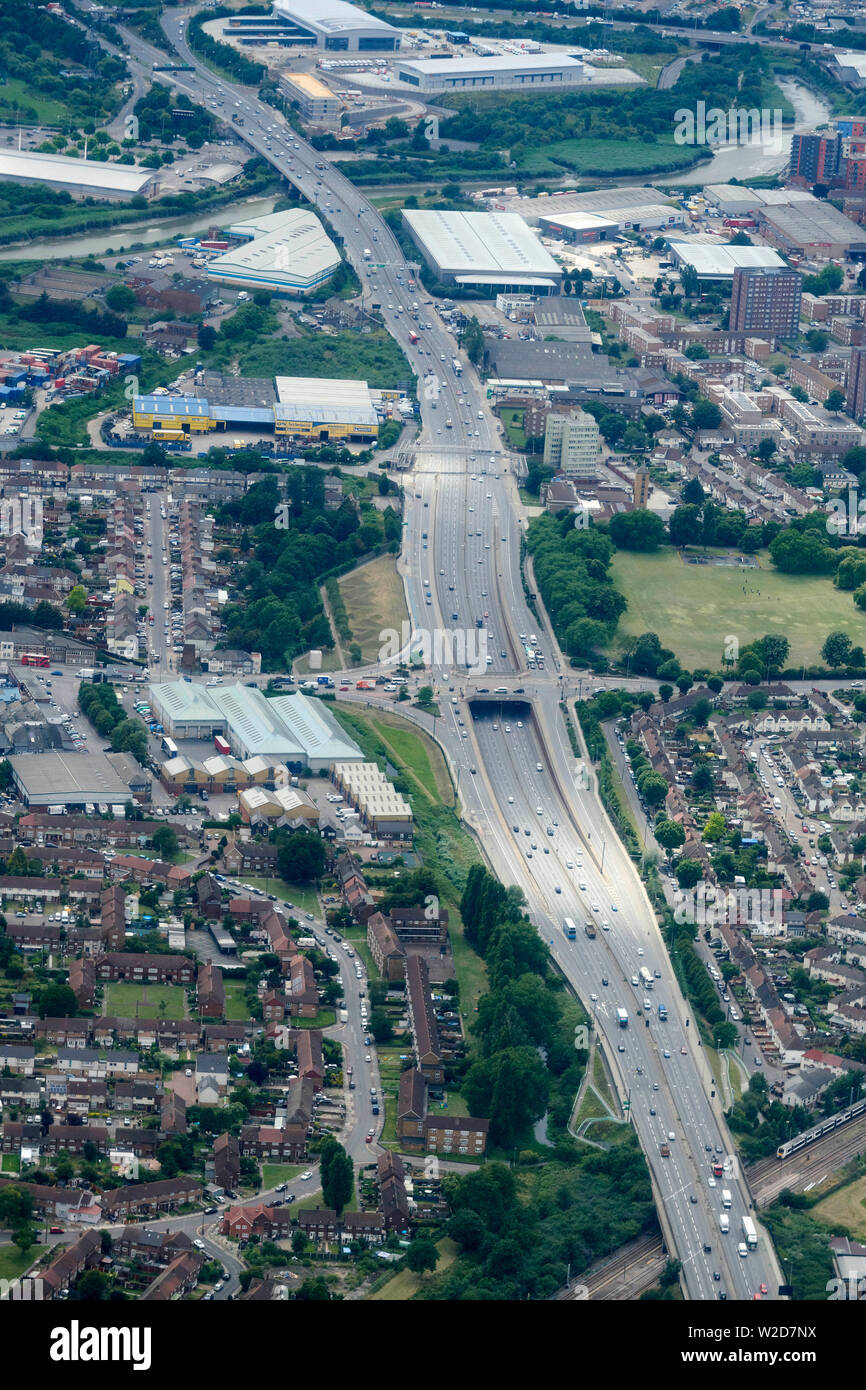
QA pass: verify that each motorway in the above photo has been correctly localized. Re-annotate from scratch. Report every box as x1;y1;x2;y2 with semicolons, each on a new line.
73;5;783;1300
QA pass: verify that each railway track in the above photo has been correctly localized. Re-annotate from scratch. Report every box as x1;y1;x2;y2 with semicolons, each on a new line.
749;1114;866;1207
554;1233;667;1301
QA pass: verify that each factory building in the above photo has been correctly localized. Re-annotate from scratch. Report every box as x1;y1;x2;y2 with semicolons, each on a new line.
503;185;686;234
148;682;363;774
665;243;787;282
272;0;401;51
401;209;561;294
395;52;590;93
207;208;340;295
0;149;156;201
132;373;379;442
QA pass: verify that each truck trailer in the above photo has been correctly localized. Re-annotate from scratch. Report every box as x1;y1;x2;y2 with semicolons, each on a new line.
616;1007;628;1028
742;1215;757;1249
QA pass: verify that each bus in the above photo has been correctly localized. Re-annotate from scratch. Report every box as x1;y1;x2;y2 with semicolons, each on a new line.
639;966;654;991
161;736;178;757
563;917;576;940
21;652;49;667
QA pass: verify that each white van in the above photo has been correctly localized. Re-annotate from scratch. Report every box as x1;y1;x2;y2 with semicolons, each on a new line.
737;1242;748;1259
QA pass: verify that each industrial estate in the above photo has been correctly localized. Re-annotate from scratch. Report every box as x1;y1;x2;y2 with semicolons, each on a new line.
0;0;866;1347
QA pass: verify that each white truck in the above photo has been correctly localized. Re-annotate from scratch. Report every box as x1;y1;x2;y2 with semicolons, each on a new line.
362;247;372;260
742;1215;757;1249
339;1008;348;1023
616;1007;628;1028
721;1188;732;1209
719;1213;730;1234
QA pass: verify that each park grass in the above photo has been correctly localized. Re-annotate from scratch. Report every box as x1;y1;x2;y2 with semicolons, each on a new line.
500;407;528;451
223;980;252;1023
339;554;409;665
103;982;186;1020
368;1237;458;1300
0;1245;34;1284
261;1163;304;1191
812;1174;866;1244
610;549;866;669
243;877;319;917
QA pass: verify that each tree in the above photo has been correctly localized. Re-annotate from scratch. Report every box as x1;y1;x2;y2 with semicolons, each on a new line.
681;477;705;506
277;829;325;883
669;504;703;549
676;859;704;889
369;1008;393;1043
608;509;666;552
703;811;726;842
406;1238;438;1277
637;771;669;808
105;284;136;313
151;825;178;860
691;400;722;431
826;388;846;415
319;1138;353;1216
822;632;854;667
75;1270;108;1301
198;323;217;351
655;820;686;854
12;1224;35;1257
759;633;789;675
39;982;78;1019
66;584;87;614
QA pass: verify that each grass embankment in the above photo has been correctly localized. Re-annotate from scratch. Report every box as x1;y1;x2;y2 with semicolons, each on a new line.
369;1237;459;1300
338;555;409;665
610;549;866;669
331;702;487;1020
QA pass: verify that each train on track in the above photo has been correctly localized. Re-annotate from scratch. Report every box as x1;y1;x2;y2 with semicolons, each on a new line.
776;1094;866;1159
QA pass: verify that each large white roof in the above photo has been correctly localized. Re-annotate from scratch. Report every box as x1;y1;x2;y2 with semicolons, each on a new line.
402;209;560;279
667;242;785;277
274;0;399;36
209;208;340;289
0;148;154;194
399;52;585;76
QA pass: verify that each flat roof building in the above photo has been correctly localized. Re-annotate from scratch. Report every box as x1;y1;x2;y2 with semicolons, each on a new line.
401;209;561;293
272;0;400;51
9;752;133;810
274;375;378;438
666;242;786;281
132;373;379;442
757;200;866;260
509;186;685;234
0;149;157;201
281;73;341;121
730;265;802;337
207;208;340;295
396;52;590;94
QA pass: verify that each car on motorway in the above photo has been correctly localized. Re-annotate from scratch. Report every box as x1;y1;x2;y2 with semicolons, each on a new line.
663;1049;671;1058
617;1043;625;1053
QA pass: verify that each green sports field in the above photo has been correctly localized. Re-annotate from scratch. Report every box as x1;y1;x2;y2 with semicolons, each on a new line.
610;550;866;669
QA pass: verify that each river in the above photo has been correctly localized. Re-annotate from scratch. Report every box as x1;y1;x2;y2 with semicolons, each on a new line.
660;80;832;188
0;194;280;263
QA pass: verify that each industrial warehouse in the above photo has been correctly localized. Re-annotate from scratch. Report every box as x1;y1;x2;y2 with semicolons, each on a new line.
271;0;401;50
206;208;341;295
503;185;687;238
392;51;635;94
664;243;788;282
0;149;157;200
401;209;562;293
149;681;363;773
132;371;383;442
8;752;136;811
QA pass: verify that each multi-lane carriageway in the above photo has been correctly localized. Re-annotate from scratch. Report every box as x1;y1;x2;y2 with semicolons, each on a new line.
77;1;785;1300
